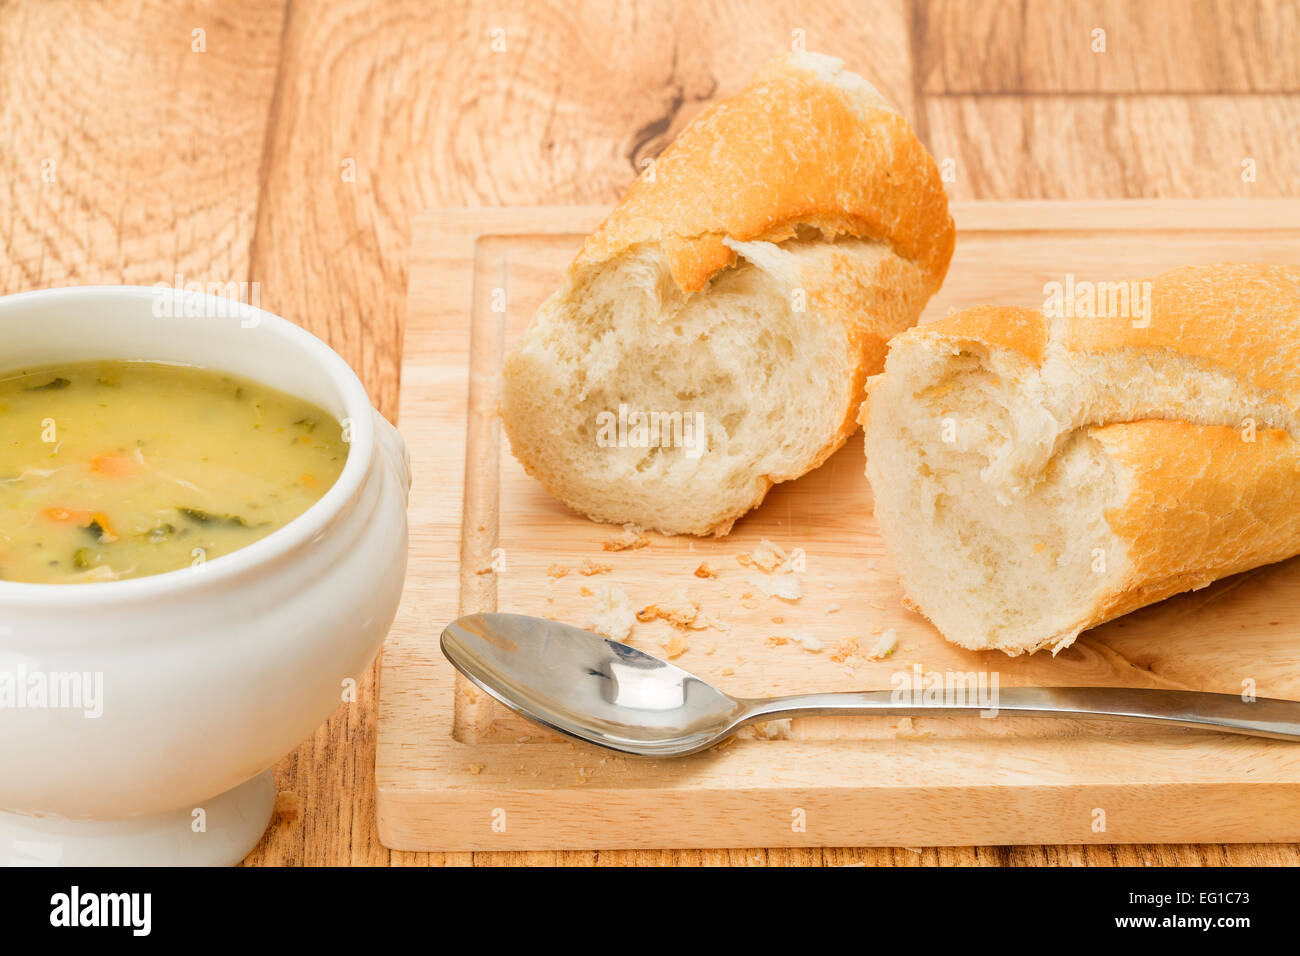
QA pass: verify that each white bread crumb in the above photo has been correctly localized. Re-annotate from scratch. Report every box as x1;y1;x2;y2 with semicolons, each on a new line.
587;583;635;641
752;718;793;740
863;628;898;660
747;571;802;601
794;632;823;652
738;538;789;572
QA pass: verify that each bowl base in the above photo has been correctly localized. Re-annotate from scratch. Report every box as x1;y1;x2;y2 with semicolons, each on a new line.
1;770;276;866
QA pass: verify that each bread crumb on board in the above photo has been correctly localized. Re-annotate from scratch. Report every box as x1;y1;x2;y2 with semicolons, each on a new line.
736;538;803;601
603;524;649;551
546;563;569;579
694;562;719;579
894;716;932;739
587;583;635;641
737;538;789;573
770;632;819;652
579;558;612;576
747;571;801;601
829;639;858;663
637;585;712;630
795;632;823;652
661;634;690;659
816;630;898;667
751;718;793;740
766;632;822;652
863;628;898;661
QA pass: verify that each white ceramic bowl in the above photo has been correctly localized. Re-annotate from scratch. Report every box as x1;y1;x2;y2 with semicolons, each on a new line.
0;287;410;865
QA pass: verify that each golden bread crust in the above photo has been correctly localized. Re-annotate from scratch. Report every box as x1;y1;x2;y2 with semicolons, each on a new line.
906;304;1049;363
575;53;955;295
1062;263;1300;401
1091;421;1300;624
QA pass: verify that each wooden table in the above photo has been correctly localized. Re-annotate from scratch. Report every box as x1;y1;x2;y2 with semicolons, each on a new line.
3;0;1297;866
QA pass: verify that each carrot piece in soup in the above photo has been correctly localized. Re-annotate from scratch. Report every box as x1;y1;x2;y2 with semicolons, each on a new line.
89;453;134;477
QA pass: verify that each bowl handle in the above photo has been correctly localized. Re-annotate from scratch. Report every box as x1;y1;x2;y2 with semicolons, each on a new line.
371;408;412;499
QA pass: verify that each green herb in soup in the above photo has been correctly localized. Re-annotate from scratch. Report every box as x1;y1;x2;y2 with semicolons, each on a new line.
0;361;348;583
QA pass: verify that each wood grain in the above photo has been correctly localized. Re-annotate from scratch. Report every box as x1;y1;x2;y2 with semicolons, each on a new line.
926;95;1300;200
0;0;285;290
918;0;1300;93
1;0;1298;866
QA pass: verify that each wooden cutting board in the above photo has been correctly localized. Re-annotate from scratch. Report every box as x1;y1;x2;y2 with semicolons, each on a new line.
376;200;1300;851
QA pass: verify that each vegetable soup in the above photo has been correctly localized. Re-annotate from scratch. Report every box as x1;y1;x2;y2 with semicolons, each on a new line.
0;361;348;583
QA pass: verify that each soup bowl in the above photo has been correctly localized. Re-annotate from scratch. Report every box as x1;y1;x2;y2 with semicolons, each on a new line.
0;286;411;865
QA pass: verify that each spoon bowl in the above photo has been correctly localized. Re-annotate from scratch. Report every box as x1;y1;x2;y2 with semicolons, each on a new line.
442;612;746;755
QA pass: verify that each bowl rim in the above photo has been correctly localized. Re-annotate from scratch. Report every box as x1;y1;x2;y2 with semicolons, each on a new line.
0;285;376;606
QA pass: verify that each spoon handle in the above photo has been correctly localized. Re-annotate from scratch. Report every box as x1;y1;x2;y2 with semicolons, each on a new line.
742;686;1300;741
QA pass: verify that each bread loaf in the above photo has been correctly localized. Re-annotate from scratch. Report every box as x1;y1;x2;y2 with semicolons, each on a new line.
503;51;954;535
863;262;1300;655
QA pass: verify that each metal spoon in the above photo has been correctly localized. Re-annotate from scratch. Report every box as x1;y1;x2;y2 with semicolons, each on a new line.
441;612;1300;757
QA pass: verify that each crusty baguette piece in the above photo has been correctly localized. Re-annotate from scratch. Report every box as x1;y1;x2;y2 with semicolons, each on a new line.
503;51;954;535
863;262;1300;655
